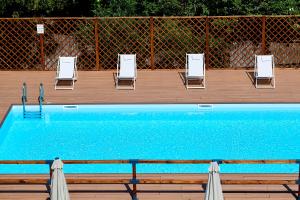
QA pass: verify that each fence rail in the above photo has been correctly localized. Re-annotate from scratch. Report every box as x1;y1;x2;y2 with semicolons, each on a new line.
0;159;299;164
0;16;299;70
0;159;299;199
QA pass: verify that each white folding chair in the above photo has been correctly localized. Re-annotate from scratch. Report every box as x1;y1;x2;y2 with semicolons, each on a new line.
185;53;205;89
55;56;77;90
116;54;137;90
255;55;275;88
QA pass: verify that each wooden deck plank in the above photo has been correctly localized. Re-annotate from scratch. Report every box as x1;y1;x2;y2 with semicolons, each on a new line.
0;69;300;199
0;174;298;200
1;69;300;123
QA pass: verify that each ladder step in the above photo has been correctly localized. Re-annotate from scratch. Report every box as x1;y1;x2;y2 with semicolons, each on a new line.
22;83;44;119
23;111;42;118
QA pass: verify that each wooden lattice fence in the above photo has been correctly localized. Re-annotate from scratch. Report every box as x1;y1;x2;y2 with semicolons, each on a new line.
0;16;299;70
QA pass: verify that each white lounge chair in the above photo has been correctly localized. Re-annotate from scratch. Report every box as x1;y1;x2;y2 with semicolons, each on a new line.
185;53;205;89
116;54;137;90
55;56;77;90
255;55;275;88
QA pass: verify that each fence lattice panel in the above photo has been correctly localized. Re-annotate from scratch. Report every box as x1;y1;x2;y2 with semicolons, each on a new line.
208;17;262;68
154;17;206;69
43;18;96;70
0;16;299;70
98;18;150;70
266;16;300;67
0;19;41;70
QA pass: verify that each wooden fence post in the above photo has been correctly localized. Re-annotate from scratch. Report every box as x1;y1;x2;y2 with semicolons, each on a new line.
94;18;101;70
150;17;155;70
261;16;266;55
298;162;300;199
39;34;45;70
205;17;210;69
131;160;138;200
39;19;45;70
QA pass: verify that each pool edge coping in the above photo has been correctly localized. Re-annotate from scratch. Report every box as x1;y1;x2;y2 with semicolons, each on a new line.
2;101;300;128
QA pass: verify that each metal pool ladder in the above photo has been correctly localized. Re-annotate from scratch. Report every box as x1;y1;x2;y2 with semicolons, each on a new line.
22;83;44;118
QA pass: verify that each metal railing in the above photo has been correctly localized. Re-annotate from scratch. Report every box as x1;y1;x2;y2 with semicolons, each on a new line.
0;159;299;199
22;83;44;118
38;83;44;114
21;82;27;117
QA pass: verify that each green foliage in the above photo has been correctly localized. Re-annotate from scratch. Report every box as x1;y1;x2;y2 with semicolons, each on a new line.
155;19;204;68
239;0;299;15
93;0;137;16
74;23;96;69
183;0;209;16
0;0;299;17
97;18;150;69
94;0;300;16
0;0;94;17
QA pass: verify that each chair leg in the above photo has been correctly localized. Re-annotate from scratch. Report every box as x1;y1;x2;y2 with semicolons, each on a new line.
71;80;74;90
186;78;189;89
255;78;257;88
55;80;58;90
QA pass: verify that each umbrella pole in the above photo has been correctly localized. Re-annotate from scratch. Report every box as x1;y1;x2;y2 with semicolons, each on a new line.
49;164;53;179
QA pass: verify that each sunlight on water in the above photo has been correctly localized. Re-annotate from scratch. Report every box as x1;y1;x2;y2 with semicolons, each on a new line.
0;104;299;173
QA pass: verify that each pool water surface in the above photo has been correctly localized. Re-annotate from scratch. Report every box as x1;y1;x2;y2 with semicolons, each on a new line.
0;104;299;173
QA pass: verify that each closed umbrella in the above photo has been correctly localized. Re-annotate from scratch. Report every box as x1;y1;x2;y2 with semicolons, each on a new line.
50;159;70;200
205;161;224;200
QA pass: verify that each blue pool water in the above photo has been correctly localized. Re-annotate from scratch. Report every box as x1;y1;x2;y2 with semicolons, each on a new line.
0;104;299;174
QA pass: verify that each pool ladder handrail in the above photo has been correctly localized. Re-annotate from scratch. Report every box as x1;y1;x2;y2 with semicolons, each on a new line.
22;82;44;118
22;83;27;116
38;83;44;114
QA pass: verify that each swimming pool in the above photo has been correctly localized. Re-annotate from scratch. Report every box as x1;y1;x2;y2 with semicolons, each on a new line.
0;104;299;174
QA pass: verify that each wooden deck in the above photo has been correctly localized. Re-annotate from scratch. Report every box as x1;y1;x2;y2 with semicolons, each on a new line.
1;69;300;123
0;69;300;199
0;174;298;200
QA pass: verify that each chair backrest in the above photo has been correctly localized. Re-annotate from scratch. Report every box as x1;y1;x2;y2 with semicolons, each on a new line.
58;57;76;78
119;54;136;78
187;54;204;77
256;55;274;77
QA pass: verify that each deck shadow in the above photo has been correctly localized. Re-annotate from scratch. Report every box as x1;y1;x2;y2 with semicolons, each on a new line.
246;71;255;86
283;184;298;199
178;72;186;85
0;187;297;200
246;71;275;88
113;72;135;89
0;189;296;194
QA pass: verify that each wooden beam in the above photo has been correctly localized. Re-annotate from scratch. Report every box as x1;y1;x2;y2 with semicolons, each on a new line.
261;16;266;54
205;17;210;69
221;160;298;164
0;178;297;185
0;159;298;165
0;178;48;184
150;16;155;70
94;19;100;70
